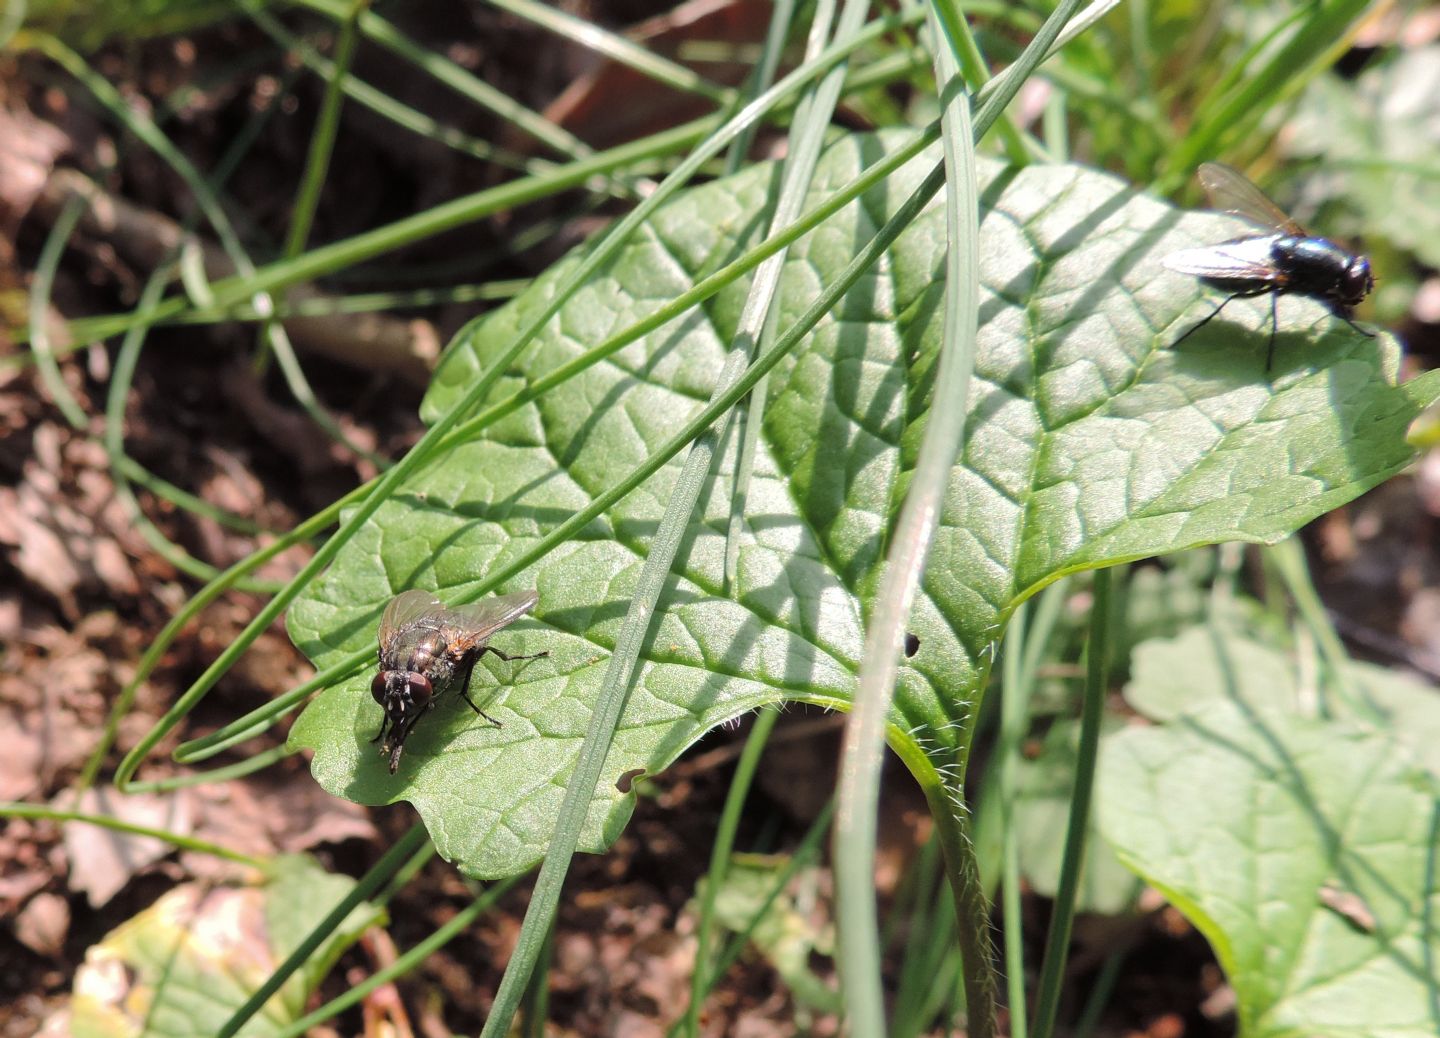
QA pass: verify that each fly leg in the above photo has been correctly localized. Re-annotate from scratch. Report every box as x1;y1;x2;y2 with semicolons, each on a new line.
1171;284;1277;368
456;689;502;728
455;645;550;727
1335;308;1375;340
1266;291;1278;372
385;704;434;773
1170;291;1244;349
456;653;504;727
483;645;549;664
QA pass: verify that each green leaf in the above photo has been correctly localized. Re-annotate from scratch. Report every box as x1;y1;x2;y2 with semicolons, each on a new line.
1287;46;1440;269
288;130;1439;879
59;854;375;1038
264;855;378;1008
1002;718;1143;915
1126;623;1440;778
1115;553;1217;662
703;854;841;1014
1099;699;1440;1038
21;0;246;50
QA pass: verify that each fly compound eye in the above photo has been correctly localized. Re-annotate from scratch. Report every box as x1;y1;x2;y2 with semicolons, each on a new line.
407;674;433;707
371;673;389;704
1349;258;1375;302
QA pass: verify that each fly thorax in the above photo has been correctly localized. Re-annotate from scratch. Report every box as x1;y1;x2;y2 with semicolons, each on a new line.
1280;237;1349;278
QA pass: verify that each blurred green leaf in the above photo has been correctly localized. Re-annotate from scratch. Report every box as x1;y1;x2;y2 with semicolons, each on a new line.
1099;698;1440;1038
1117;554;1215;655
59;855;375;1038
21;0;250;49
1288;46;1440;268
1007;718;1143;915
705;854;840;1013
1126;622;1440;778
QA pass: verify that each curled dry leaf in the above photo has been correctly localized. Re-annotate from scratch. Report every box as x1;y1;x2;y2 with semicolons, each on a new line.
62;787;196;907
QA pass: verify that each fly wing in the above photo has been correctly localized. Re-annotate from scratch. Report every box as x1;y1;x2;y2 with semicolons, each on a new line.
440;590;540;649
377;589;444;651
1162;238;1283;282
1197;162;1306;236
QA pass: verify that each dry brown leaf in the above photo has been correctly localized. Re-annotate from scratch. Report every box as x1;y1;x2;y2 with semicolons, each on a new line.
15;891;70;957
0;422;146;613
0;704;49;802
0;106;70;233
61;786;196;907
0;484;85;610
181;772;375;873
0;637;100;795
536;0;775;150
611;1011;665;1038
0;817;54;908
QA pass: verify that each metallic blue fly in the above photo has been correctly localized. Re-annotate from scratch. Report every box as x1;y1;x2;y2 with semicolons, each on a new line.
1163;162;1373;370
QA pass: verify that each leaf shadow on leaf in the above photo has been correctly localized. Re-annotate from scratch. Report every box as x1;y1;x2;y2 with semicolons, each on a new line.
553;315;709;473
920;172;1192;642
538;597;634;640
907;172;1019;413
1033;178;1181;383
1166;317;1402;526
656;441;858;702
1172;705;1440;1003
777;226;904;591
299;507;513;658
444;489;605;531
